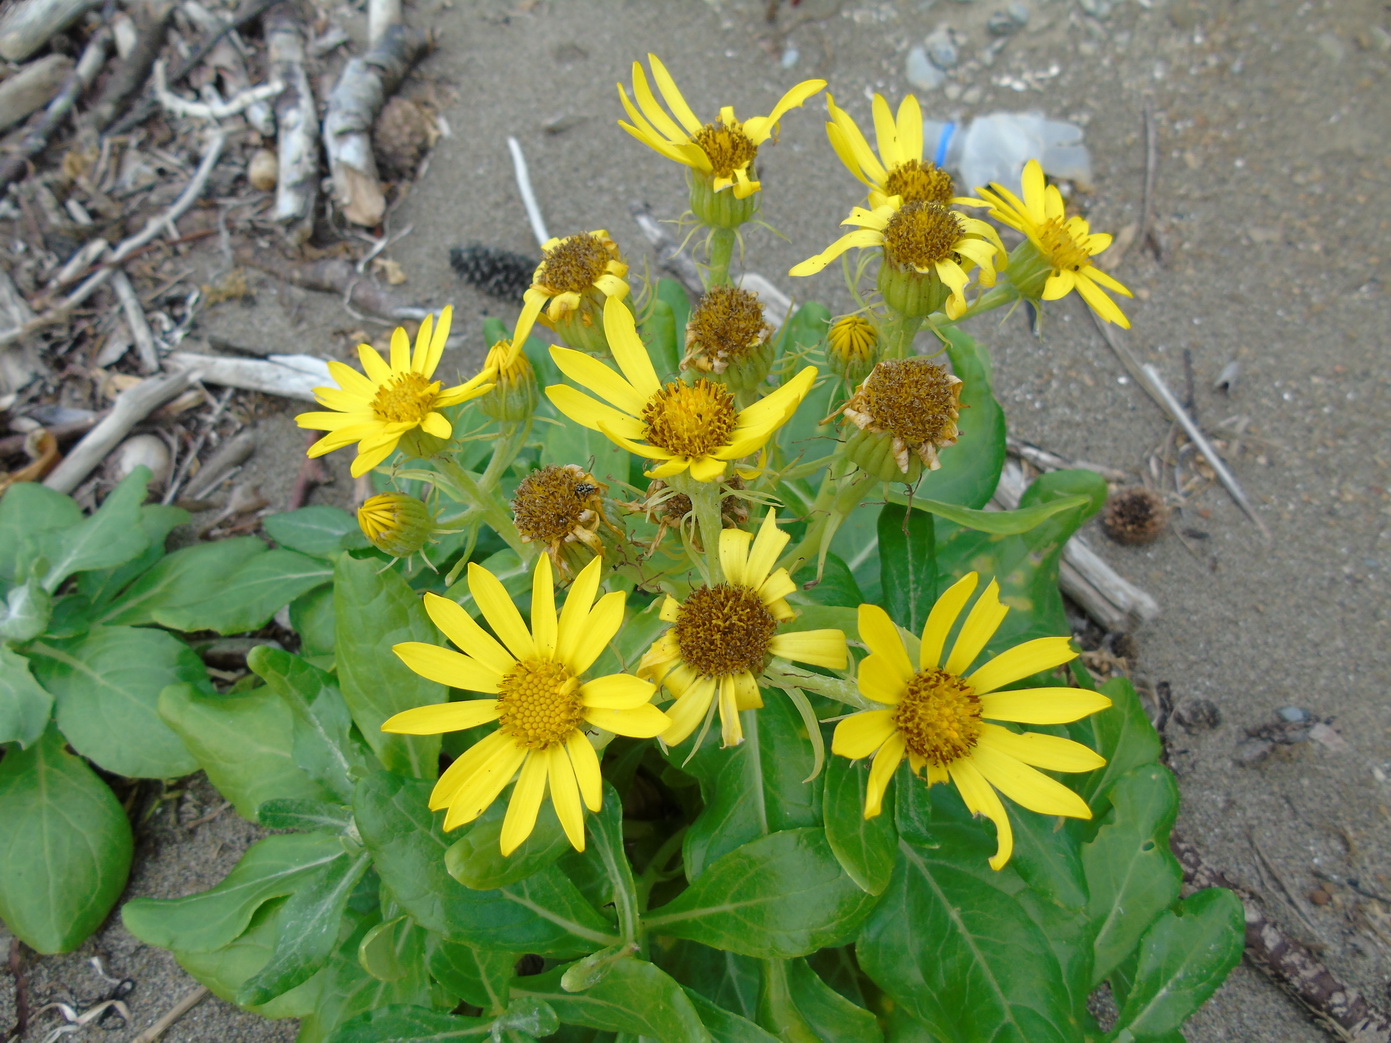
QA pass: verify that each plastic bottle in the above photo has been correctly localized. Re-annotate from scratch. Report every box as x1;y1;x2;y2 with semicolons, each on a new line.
921;113;1092;194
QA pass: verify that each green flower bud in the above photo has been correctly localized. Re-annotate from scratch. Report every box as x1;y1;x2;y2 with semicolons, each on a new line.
358;493;434;557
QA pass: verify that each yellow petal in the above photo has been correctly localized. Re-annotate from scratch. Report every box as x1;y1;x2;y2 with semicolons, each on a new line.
948;757;1013;870
646;54;703;136
421;305;452;375
977;723;1105;774
967;636;1077;695
421;592;514;675
831;709;895;759
419;410;452;440
718;528;753;586
547;745;586;852
790;228;883;276
1075;274;1131;329
581;673;657;710
499;753;548;856
545;383;646;439
567;731;603;811
943;579;1008;676
919;572;978;670
733;671;763;710
769;629;847;670
896;93;923;165
865;732;906;817
555;556;602;664
358;344;391;384
511;290;545;353
979;687;1112;725
530;555;558;659
550;345;649;417
603;296;661;397
687;454;728;483
969;742;1093;820
391;642;501;694
663;677;717;745
468;562;536;661
859;653;909;707
389;324;411;372
350;437;400;477
744;509;788;587
569;590;624;675
587;702;670;739
381;698;500;734
717;675;743;747
438;733;527;830
858;604;914;680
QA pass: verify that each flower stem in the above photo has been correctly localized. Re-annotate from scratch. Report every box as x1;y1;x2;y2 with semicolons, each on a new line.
706;227;737;288
433;455;529;560
764;662;872;711
881;312;924;358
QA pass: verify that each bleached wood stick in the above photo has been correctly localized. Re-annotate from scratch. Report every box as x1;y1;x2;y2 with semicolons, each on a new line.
992;460;1160;632
151;58;282;121
43;371;193;493
323;22;428;227
180;0;274;134
163;351;329;400
0;0;99;61
507;136;548;246
366;0;400;47
110;270;160;373
266;4;318;241
0;54;73;132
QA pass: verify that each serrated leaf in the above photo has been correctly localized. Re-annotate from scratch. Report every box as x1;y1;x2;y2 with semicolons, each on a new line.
30;626;202;778
857;834;1078;1043
334;557;442;777
1112;888;1245;1039
96;536;266;627
36;467;151;592
0;646;54;747
514;958;711;1043
0;726;133;953
264;505;370;557
1084;765;1183;986
823;755;897;896
646;828;878;959
878;502;935;633
159;683;334;818
353;771;617;956
123;831;346;952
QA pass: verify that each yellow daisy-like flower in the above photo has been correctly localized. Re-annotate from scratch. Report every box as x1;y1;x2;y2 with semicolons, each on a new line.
546;296;817;483
296;308;493;477
382;555;668;854
790;201;1004;320
618;53;825;201
969;159;1133;328
825;92;956;209
639;509;847;748
512;230;630;355
832;573;1111;870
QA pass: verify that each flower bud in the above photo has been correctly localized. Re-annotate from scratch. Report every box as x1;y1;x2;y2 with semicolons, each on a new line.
357;493;435;556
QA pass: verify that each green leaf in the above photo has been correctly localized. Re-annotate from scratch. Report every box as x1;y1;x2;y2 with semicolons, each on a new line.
677;692;822;880
445;799;571;890
915;328;1006;510
1076;676;1164;816
0;578;51;641
334;557;442;777
155;548;332;635
760;957;882;1043
249;645;368;802
857;834;1077;1043
353;771;617;955
257;798;354;833
357;914;425;982
289;584;337;662
514;958;712;1043
656;942;762;1022
823;755;896;896
123;831;346;952
642;297;681;380
656;279;692;377
75;502;187;608
1084;765;1183;986
645;828;878;959
804;553;863;609
877;502;935;633
36;467;151;592
683;988;780;1043
0;646;54;747
427;937;518;1011
264;506;370;557
30;626;202;778
172;900;318;1019
158;682;334;818
96;535;266;627
326;1006;498;1042
0;481;81;579
1112;888;1245;1039
0;725;133;953
237;848;372;1005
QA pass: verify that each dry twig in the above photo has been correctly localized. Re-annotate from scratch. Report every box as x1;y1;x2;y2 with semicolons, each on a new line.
267;3;318;240
0;54;74;132
128;986;208;1043
0;0;100;61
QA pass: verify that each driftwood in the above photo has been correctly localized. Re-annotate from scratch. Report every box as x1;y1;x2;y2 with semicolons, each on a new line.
43;371;193;493
0;272;42;396
323;22;427;227
234;247;423;319
1172;835;1391;1043
151;58;282;121
993;459;1160;632
265;4;316;240
84;0;173;131
110;270;160;373
0;54;73;132
164;351;328;400
507;135;548;245
0;0;100;61
0;26;110;194
180;0;275;134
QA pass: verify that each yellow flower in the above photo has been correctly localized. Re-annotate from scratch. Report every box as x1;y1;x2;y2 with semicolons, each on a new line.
790;201;1004;320
832;573;1111;870
639;509;847;748
969;159;1133;328
513;231;630;354
825;92;956;209
357;493;434;557
618;53;825;201
478;339;539;422
382;556;668;854
296;308;492;477
546;296;817;483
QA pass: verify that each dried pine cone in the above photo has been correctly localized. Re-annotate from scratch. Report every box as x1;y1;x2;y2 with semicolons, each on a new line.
1101;486;1169;546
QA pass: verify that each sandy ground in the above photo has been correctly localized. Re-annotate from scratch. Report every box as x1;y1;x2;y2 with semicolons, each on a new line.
5;0;1390;1040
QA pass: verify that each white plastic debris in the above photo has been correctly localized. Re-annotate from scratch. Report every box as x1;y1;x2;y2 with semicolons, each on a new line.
923;112;1092;194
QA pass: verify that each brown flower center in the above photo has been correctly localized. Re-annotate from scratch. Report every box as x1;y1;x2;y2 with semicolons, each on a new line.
674;584;777;677
370;371;439;423
686;285;770;369
883;160;955;206
881;200;964;270
693;119;758;179
512;464;606;545
1037;217;1093;273
892;668;982;765
857;358;961;448
642;379;738;458
496;657;585;749
537;233;611;294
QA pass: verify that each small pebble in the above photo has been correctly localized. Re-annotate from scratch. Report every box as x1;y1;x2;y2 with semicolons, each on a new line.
924;26;959;69
780;44;799;68
1077;0;1112;17
1174;698;1222;732
1278;706;1312;723
906;45;947;90
247;148;277;191
1307;887;1331;906
111;434;171;487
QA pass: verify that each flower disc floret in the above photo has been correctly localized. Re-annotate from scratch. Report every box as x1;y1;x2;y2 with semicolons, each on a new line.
842;358;963;479
642;380;739;458
893;669;981;764
496;659;584;749
512;230;629;353
674;584;778;677
684;285;773;383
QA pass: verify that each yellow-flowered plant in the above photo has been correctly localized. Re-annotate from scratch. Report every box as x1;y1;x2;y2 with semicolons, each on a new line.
135;56;1240;1043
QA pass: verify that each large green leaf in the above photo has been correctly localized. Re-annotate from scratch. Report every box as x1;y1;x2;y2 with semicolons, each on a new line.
123;831;346;952
1112;888;1245;1039
645;828;878;959
353;771;617;956
878;501;935;633
1075;676;1164;818
158;683;334;818
656;942;762;1023
445;799;571;890
153;548;332;635
427;937;518;1012
96;535;266;627
1083;766;1183;986
36;467;151;592
514;958;711;1042
0;726;133;953
760;957;882;1043
0;577;50;641
915;327;1006;510
75;502;187;608
857;832;1077;1043
683;988;780;1043
324;1006;500;1042
334;557;442;777
822;755;897;896
677;692;822;880
263;505;369;558
30;626;202;778
0;646;54;748
0;481;82;579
